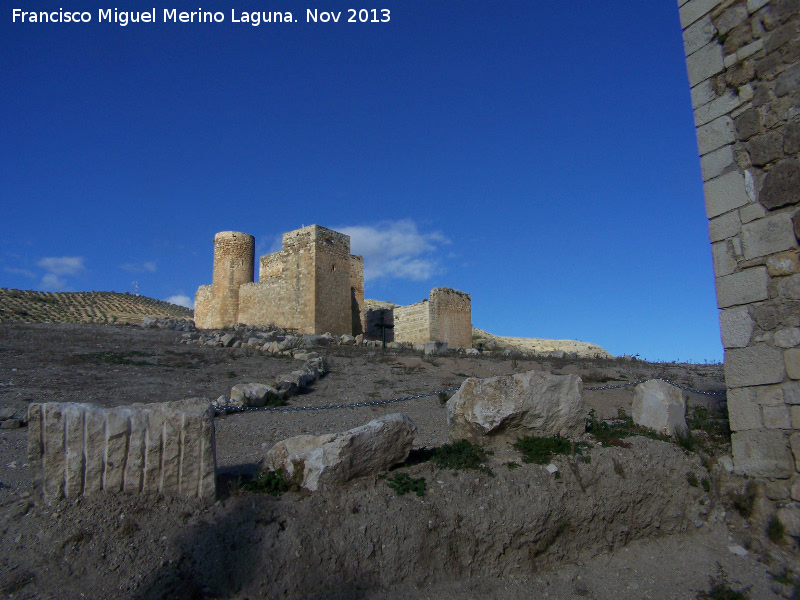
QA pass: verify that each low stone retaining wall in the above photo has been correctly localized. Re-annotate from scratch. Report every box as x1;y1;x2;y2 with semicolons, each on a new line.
28;399;216;503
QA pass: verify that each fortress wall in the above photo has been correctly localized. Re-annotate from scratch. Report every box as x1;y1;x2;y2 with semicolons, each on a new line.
350;255;365;336
193;285;215;329
259;251;284;280
394;300;431;345
28;399;216;504
679;0;800;481
430;287;472;349
313;227;353;335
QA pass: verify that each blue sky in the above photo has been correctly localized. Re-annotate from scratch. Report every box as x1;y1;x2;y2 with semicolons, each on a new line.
1;1;722;362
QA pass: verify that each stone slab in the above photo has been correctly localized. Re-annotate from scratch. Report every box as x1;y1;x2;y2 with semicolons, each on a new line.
732;430;795;478
724;343;785;387
715;267;769;308
28;399;216;504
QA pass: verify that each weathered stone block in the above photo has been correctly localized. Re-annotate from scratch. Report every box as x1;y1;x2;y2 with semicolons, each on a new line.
734;108;760;141
732;430;795;478
719;306;754;348
698;115;736;156
694;86;751;127
775;63;800;98
793;433;800;471
715;267;769;308
725;343;785;387
785;347;800;379
775;327;800;348
777;506;800;538
716;4;748;34
727;387;762;431
632;380;687;436
701;144;735;181
741;213;796;260
704;171;749;218
708;210;742;242
767;252;800;276
761;159;800;210
784;382;800;405
691;79;718;110
712;240;737;276
683;15;717;56
680;0;724;29
28;399;216;503
262;414;416;491
763;404;792;429
747;0;770;12
447;370;585;444
747;131;785;167
791;405;800;429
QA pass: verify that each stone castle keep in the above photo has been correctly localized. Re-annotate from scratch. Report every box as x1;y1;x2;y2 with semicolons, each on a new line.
194;225;472;347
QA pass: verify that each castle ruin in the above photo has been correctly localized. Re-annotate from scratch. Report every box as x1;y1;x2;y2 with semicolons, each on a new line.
194;225;473;347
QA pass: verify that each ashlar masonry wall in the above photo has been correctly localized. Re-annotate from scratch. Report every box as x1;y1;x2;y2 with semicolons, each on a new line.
195;232;255;330
679;0;800;488
391;288;472;348
430;288;473;349
393;300;431;345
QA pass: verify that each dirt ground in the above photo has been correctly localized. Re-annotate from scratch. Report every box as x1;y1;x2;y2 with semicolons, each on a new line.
0;322;797;599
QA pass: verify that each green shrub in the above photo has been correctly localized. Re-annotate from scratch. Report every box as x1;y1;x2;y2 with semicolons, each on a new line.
767;517;785;543
513;435;572;464
387;473;426;497
432;439;491;473
730;482;758;519
242;469;291;496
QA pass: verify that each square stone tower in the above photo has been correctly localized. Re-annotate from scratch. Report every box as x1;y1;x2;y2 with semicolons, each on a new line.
234;225;364;336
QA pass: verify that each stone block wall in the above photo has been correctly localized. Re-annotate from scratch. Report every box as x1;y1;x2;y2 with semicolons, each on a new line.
430;287;473;348
314;227;355;336
679;0;800;485
394;299;431;345
364;299;397;339
28;399;216;503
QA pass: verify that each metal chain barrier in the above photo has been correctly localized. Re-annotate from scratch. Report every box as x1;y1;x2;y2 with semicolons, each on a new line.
583;377;726;396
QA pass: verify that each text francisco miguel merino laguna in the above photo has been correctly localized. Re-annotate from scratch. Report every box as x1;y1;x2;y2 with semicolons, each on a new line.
12;7;392;25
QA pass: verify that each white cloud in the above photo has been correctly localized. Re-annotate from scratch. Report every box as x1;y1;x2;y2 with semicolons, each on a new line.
3;266;35;278
37;256;85;291
120;261;157;274
338;220;450;282
166;294;194;309
37;256;85;276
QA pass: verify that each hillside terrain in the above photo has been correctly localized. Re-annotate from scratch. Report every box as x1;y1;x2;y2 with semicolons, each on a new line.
0;289;192;324
2;290;611;356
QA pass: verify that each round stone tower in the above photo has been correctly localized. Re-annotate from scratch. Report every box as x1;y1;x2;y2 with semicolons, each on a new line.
211;231;254;328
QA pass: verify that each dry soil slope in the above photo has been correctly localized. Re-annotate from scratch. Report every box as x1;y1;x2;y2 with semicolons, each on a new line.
472;327;612;358
0;288;192;324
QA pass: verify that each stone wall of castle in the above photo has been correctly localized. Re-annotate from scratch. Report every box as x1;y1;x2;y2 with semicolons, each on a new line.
679;0;800;490
430;287;473;349
393;300;431;345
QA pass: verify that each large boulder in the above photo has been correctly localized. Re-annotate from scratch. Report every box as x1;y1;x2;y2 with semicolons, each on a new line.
632;379;687;437
261;413;416;491
447;370;585;444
